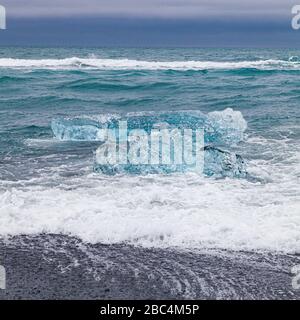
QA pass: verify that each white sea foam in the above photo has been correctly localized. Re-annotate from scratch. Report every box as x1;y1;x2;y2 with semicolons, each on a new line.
0;146;299;253
0;57;299;70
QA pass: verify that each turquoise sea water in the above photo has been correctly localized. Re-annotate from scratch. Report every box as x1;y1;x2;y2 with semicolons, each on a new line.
0;48;299;252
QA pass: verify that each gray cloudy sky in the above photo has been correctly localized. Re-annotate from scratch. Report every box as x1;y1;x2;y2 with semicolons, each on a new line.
0;0;295;18
1;1;298;47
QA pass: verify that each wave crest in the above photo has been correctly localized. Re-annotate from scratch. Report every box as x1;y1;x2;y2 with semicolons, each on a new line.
0;57;299;70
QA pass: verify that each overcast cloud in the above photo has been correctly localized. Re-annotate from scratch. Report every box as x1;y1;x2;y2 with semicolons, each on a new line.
0;0;295;18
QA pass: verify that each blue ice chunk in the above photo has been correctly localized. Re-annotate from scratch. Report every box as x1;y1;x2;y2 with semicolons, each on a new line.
51;108;247;146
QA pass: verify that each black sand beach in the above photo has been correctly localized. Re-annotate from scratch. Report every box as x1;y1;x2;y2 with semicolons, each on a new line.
0;235;299;300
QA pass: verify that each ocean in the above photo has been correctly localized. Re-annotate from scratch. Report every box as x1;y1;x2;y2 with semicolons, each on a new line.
0;47;299;299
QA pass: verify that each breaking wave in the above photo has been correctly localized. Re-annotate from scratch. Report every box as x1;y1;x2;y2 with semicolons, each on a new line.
1;57;300;70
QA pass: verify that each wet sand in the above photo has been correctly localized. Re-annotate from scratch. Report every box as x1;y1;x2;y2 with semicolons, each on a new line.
0;235;299;300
